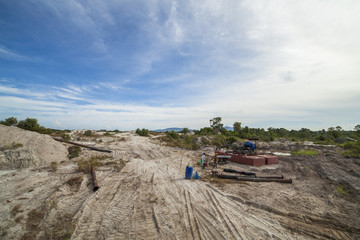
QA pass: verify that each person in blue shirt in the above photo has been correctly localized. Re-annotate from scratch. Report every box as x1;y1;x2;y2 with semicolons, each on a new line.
202;153;206;169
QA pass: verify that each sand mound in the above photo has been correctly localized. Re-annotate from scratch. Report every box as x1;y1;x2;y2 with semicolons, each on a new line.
0;125;68;169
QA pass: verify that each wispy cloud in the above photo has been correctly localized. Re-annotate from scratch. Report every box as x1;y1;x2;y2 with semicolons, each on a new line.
0;45;40;62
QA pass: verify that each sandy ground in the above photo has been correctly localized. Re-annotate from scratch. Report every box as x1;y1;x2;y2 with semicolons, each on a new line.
0;128;359;239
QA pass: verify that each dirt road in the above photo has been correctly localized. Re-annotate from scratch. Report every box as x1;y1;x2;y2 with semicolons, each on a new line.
0;131;359;239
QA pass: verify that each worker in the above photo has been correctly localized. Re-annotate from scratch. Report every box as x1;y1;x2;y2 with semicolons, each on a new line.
202;153;206;169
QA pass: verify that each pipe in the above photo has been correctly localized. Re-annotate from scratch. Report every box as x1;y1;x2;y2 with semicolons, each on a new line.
216;173;292;184
223;168;283;179
223;168;256;176
91;165;100;191
53;138;112;153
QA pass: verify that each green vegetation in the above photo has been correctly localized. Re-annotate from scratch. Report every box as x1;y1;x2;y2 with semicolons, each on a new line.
1;116;359;158
336;185;348;195
0;117;18;126
83;130;93;136
291;150;318;156
76;156;104;174
136;128;149;136
68;146;81;159
50;162;58;171
61;133;71;141
160;131;200;150
342;141;360;158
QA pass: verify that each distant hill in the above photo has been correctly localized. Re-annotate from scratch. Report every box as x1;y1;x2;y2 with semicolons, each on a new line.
152;126;233;132
224;126;233;131
152;127;194;133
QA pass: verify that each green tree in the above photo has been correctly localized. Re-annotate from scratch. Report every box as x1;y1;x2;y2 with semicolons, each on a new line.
328;127;341;139
0;117;18;126
17;118;40;131
210;117;223;134
355;124;360;135
181;128;189;134
233;122;241;133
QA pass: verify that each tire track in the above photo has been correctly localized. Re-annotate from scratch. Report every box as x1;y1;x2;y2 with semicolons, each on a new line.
207;190;241;240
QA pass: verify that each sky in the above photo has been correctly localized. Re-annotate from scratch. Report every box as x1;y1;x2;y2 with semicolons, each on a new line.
0;0;359;131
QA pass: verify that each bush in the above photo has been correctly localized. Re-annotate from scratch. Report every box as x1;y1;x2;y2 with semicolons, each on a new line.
136;128;149;136
166;131;179;139
61;133;71;141
17;118;40;131
103;132;111;136
342;141;360;158
68;146;81;159
77;156;104;174
83;130;93;136
0;117;18;126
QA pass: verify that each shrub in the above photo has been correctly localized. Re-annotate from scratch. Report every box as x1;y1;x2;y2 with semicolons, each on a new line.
103;132;111;136
0;117;18;126
61;133;71;141
166;131;179;139
342;141;360;158
50;162;58;171
83;130;92;136
114;129;120;133
77;156;104;174
68;146;81;159
136;128;149;136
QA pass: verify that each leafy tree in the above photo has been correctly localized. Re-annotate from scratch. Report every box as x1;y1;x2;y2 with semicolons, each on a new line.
233;122;241;133
210;117;223;133
0;117;18;126
136;128;149;136
17;118;40;131
355;124;360;135
181;128;189;134
328;127;342;139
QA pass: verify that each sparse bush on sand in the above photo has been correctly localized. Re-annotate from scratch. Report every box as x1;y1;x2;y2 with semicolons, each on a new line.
68;146;81;159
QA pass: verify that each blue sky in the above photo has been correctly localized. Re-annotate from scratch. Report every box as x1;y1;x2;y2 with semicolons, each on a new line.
0;0;359;130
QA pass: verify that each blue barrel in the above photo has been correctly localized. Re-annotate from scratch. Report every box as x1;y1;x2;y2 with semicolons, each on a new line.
185;166;193;179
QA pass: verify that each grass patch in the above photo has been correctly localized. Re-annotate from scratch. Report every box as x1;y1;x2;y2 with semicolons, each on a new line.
342;141;360;158
77;156;104;174
50;161;57;171
0;142;23;150
291;150;318;156
336;185;348;195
